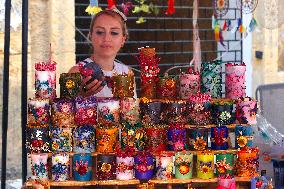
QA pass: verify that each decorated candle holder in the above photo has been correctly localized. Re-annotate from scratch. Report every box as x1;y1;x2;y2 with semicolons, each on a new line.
188;92;212;125
113;72;135;98
235;125;253;148
156;153;174;180
211;126;229;150
215;154;234;176
96;126;119;153
51;153;69;181
211;99;235;125
156;76;177;99
197;152;214;179
163;100;187;124
217;176;236;189
74;96;97;126
141;80;157;99
50;127;72;152
116;147;135;180
28;98;50;127
225;63;246;99
178;69;200;99
188;128;208;151
59;73;81;99
35;61;56;100
97;98;120;126
73;153;92;181
175;152;193;179
120;97;140;125
51;98;75;128
97;154;116;180
236;147;259;177
121;122;145;151
144;125;167;154
201;60;222;98
73;125;95;153
134;151;155;180
30;153;48;180
26;127;50;153
236;97;257;124
140;99;163;125
251;176;269;189
167;123;187;151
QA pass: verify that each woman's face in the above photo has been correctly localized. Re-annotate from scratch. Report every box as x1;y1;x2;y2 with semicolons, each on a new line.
90;14;126;58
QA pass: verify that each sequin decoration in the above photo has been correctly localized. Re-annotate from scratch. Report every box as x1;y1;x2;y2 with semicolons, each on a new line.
97;154;117;180
178;71;200;99
156;154;174;180
97;98;120;126
28;98;50;127
145;125;167;153
51;153;69;181
73;125;95;153
59;73;81;99
120;97;140;125
50;127;72;152
74;96;97;126
113;73;135;98
175;152;193;179
30;153;49;180
121;122;145;151
163;100;187;124
26;127;50;153
236;97;257;124
156;76;177;99
211;126;229;150
96;126;119;153
73;154;92;181
188;128;208;151
51;98;75;128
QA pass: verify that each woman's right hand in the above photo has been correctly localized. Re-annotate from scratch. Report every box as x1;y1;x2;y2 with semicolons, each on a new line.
80;76;104;97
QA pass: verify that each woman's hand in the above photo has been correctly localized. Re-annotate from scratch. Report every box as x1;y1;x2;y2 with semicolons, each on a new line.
80;76;104;97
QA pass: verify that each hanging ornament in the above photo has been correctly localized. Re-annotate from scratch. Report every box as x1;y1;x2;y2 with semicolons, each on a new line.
85;0;102;15
136;17;146;24
248;17;258;32
222;21;227;31
121;1;133;15
107;0;116;9
213;0;229;17
165;0;175;15
227;20;232;31
237;0;258;14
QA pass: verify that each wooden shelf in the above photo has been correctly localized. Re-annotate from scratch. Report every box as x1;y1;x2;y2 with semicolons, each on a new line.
149;177;251;184
185;124;251;129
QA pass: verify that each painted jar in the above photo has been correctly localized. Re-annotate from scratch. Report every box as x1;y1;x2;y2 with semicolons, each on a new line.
144;125;167;153
140;99;163;125
188;128;208;151
97;154;116;180
73;153;92;181
236;97;257;124
30;153;48;180
51;98;75;128
50;127;72;152
197;152;214;179
225;63;246;99
163;100;187;124
116;155;134;180
175;152;193;179
211;99;235;125
113;73;135;98
141;79;157;99
156;76;177;99
28;98;50;127
35;61;56;100
96;126;118;153
120;97;140;125
235;147;259;177
97;98;120;126
201;60;222;98
121;122;145;151
134;152;155;180
73;125;96;153
26;126;50;153
235;125;253;148
215;154;234;176
74;96;97;126
178;69;200;99
167;123;187;151
59;73;81;99
51;153;69;181
211;126;229;150
156;153;174;180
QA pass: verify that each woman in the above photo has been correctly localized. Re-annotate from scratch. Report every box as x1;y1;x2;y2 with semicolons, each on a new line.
69;8;136;97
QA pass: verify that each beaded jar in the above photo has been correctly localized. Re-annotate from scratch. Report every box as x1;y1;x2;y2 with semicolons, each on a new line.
211;126;229;150
51;153;69;181
156;76;177;99
197;152;214;179
236;97;257;124
235;147;259;177
144;125;167;153
163;100;187;124
96;126;119;153
140;99;163;125
121;122;145;151
178;70;200;99
156;153;174;180
188;128;208;151
97;98;120;126
175;152;193;179
74;96;97;126
235;125;253;148
113;73;135;98
59;73;81;99
211;99;235;125
26;126;50;153
215;154;234;176
167;123;187;151
51;98;75;128
134;152;155;180
30;153;49;180
73;125;96;153
50;127;72;152
73;153;92;181
97;154;116;180
116;154;135;180
28;98;50;127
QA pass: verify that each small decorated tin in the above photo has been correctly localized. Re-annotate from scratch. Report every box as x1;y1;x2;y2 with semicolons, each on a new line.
188;128;208;151
97;154;116;180
235;125;253;148
113;73;135;98
156;76;177;99
167;123;187;151
197;152;214;179
175;152;193;179
30;153;49;180
74;96;97;126
26;126;50;153
134;152;155;180
28;98;50;127
73;153;92;181
236;97;257;124
73;125;96;153
51;153;69;181
144;125;167;153
211;126;229;150
121;122;145;151
51;98;75;128
96;126;119;153
97;98;120;126
215;153;234;176
156;153;174;180
50;127;72;152
59;73;81;99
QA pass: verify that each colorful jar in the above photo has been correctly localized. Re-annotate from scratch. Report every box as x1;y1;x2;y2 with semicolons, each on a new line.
28;98;50;127
178;70;200;99
236;147;259;177
188;128;208;151
236;97;257;124
51;98;75;128
175;152;193;179
140;99;162;125
26;126;50;153
113;73;135;98
215;154;234;176
97;98;120;126
97;154;116;180
235;125;253;148
120;97;140;125
167;123;187;151
134;152;154;180
51;153;69;181
141;79;157;99
156;153;174;180
50;127;72;152
188;92;212;125
74;96;97;126
211;99;235;125
121;122;145;151
163;100;187;124
59;73;81;99
145;125;167;153
35;61;56;100
73;125;96;153
73;153;92;181
30;153;49;180
96;126;118;153
116;156;134;180
197;152;214;179
225;63;246;99
156;76;177;99
201;60;222;98
211;126;229;150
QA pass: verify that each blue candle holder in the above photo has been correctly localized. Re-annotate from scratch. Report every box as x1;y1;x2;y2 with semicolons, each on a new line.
73;153;92;181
